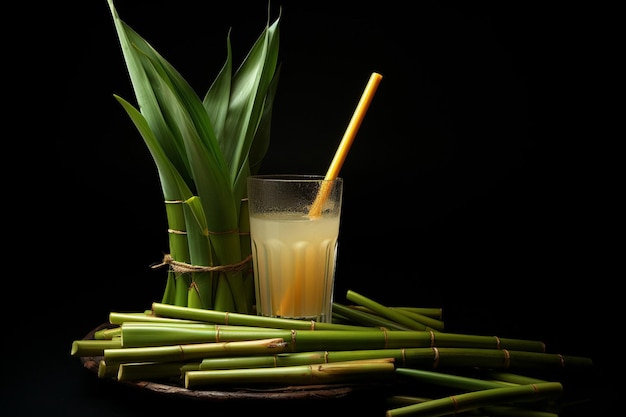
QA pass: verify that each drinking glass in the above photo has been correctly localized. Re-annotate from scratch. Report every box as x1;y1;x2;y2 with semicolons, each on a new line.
247;174;343;323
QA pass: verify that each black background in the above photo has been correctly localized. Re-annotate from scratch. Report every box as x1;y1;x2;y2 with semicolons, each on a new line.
9;1;617;415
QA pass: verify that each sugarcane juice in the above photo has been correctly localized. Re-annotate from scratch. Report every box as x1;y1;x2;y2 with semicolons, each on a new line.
250;211;340;322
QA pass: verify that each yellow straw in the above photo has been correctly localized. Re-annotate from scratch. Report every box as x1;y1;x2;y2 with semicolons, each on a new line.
308;72;383;218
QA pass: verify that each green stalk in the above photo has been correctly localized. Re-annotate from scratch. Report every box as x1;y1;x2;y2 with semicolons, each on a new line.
346;304;445;330
332;302;413;330
182;197;215;310
387;396;433;407
121;321;280;331
385;382;563;417
196;347;592;372
390;307;445;332
386;396;559;417
331;311;354;325
119;323;546;352
395;368;512;391
317;330;547;352
151;302;375;331
163;200;192;306
185;358;396;389
109;311;202;325
487;371;551;385
237;197;255;311
119;323;294;347
407;349;590;370
105;338;287;365
346;290;439;331
70;339;122;357
198;350;421;370
394;307;443;320
200;355;282;370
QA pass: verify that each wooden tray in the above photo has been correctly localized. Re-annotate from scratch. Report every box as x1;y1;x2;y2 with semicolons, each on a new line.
79;323;390;402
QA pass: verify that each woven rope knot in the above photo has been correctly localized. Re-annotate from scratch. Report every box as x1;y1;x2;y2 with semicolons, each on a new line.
152;253;253;274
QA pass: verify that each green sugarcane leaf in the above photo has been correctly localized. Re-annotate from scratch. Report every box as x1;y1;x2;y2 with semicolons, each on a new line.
229;62;282;204
221;14;281;185
248;62;281;177
139;55;237;230
107;0;193;187
203;32;233;148
113;95;192;201
183;198;212;266
120;26;232;206
184;196;209;237
126;25;232;194
232;62;282;202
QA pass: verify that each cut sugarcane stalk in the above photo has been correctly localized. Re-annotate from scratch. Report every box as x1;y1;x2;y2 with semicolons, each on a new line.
109;311;203;325
394;307;443;320
71;339;122;357
185;358;396;389
119;323;546;352
347;290;438;331
105;337;287;365
196;348;593;371
332;302;413;330
151;302;374;331
395;368;513;391
385;381;563;417
390;307;445;332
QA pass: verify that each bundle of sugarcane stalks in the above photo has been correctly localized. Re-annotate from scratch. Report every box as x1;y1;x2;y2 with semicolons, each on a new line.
71;290;594;417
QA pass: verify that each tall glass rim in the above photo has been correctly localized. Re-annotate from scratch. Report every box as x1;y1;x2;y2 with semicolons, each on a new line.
248;174;343;183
